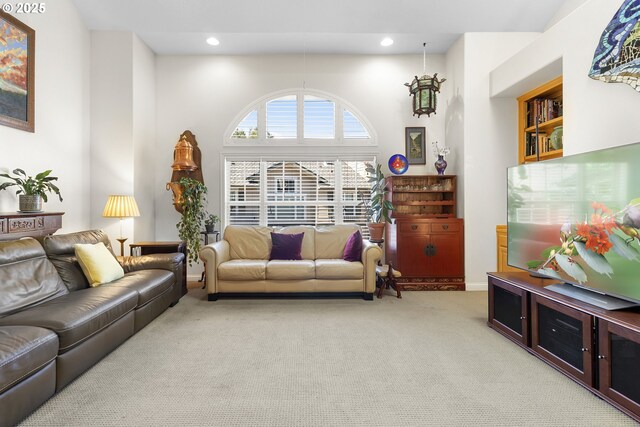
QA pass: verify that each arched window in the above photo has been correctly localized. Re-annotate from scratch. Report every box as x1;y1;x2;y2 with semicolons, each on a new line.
226;89;374;146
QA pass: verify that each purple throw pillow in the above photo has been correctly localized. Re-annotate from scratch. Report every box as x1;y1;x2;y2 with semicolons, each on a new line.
270;232;304;260
343;230;363;262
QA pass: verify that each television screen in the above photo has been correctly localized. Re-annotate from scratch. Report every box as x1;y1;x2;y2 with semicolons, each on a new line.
507;142;640;303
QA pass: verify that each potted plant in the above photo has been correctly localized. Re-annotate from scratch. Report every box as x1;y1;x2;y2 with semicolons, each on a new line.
176;177;208;266
0;169;63;212
364;162;393;241
204;213;220;233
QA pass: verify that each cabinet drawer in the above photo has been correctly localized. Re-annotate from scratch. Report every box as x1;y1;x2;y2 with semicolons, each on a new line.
431;222;460;233
398;223;430;233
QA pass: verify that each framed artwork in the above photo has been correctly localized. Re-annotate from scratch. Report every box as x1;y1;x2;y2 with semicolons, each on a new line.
405;127;426;165
0;11;35;132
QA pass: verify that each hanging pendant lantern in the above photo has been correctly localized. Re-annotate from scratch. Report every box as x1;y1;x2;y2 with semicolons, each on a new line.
405;43;446;117
170;135;198;171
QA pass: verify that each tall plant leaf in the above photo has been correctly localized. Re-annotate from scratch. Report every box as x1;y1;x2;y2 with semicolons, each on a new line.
573;241;613;277
555;254;588;283
609;232;640;261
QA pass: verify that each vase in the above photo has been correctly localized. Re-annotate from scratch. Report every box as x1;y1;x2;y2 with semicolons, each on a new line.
434;155;448;175
550;125;563;150
19;195;42;213
367;222;385;242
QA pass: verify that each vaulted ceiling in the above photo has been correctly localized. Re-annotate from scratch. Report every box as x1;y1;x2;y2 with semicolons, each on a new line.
73;0;579;55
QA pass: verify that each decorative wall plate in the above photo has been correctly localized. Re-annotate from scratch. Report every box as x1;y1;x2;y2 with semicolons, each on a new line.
388;154;409;175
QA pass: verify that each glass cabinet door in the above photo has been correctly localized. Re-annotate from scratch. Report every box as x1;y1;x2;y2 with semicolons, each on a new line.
599;320;640;415
489;277;528;346
531;294;594;386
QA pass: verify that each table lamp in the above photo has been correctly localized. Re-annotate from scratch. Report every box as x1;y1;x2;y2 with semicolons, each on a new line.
102;195;140;256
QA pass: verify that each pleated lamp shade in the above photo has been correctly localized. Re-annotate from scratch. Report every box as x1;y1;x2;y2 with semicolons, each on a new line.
102;195;141;218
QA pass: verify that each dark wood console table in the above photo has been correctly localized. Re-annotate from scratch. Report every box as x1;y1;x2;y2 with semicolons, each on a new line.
0;212;64;241
488;271;640;422
130;241;187;297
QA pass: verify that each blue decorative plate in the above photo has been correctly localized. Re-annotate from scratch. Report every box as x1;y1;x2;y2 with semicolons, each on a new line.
388;154;409;175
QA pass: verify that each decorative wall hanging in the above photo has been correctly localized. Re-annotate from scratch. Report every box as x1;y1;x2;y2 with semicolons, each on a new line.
589;0;640;92
405;127;426;165
405;43;446;117
166;130;204;213
388;154;409;175
0;11;35;132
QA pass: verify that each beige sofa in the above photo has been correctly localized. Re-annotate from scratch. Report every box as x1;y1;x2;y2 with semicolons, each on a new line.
199;224;381;301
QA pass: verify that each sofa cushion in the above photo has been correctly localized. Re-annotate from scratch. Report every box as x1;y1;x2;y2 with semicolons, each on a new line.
218;260;267;281
224;225;272;260
266;260;315;280
0;286;138;353
269;232;303;260
0;326;58;394
0;238;68;317
315;259;364;280
43;230;115;291
106;270;174;307
273;225;315;260
343;230;363;262
315;224;361;259
75;242;125;286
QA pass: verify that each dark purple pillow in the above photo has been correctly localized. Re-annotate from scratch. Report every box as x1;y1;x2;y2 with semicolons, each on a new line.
270;232;304;260
343;230;363;262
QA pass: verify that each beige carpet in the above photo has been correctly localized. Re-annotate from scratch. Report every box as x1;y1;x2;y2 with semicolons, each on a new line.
20;289;636;426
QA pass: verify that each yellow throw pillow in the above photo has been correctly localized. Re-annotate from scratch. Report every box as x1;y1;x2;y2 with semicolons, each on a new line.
74;242;125;287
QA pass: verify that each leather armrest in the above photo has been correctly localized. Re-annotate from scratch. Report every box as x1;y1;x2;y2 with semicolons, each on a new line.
118;253;185;274
362;240;382;294
199;241;231;294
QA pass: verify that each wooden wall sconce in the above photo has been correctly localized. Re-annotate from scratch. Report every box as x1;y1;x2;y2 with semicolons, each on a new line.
166;130;204;213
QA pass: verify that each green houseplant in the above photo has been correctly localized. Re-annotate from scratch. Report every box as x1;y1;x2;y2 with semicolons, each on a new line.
204;213;220;233
0;169;63;212
176;177;208;266
364;162;393;241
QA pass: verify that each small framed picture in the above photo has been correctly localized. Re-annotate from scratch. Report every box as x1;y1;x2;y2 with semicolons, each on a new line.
405;127;426;165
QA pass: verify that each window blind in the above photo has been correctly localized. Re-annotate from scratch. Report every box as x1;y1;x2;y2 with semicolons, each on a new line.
266;96;297;139
226;158;374;236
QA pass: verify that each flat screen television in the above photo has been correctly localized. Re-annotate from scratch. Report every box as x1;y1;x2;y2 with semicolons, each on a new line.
507;142;640;310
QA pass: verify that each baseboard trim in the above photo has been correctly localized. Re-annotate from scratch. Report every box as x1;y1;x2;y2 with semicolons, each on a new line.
465;282;488;291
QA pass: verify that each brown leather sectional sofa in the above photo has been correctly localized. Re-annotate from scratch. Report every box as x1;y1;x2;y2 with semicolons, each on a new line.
0;230;184;427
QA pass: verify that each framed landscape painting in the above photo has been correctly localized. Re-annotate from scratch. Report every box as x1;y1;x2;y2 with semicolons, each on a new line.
405;127;426;165
0;11;35;132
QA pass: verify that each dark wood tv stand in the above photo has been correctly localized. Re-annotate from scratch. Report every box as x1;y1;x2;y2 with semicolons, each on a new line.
488;271;640;422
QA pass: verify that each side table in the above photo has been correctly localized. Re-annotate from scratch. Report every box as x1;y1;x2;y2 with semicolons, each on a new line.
199;231;221;285
130;241;187;297
369;238;402;299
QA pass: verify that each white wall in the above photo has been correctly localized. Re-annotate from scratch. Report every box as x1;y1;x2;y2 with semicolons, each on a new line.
444;36;465;216
154;54;448;244
459;33;540;289
132;35;156;243
476;0;640;290
90;31;134;251
491;0;640;156
90;32;156;253
0;0;90;231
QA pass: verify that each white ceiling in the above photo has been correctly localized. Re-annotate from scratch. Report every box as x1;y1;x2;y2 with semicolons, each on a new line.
72;0;572;55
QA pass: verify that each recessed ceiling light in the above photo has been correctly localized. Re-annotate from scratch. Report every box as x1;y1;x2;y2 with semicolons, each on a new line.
206;37;220;46
380;37;394;47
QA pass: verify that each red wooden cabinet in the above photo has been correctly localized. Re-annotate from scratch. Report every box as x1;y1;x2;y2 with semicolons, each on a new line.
388;218;464;290
384;175;464;290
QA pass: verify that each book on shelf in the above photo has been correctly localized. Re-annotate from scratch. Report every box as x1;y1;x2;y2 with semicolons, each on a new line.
526;97;563;127
525;132;549;157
